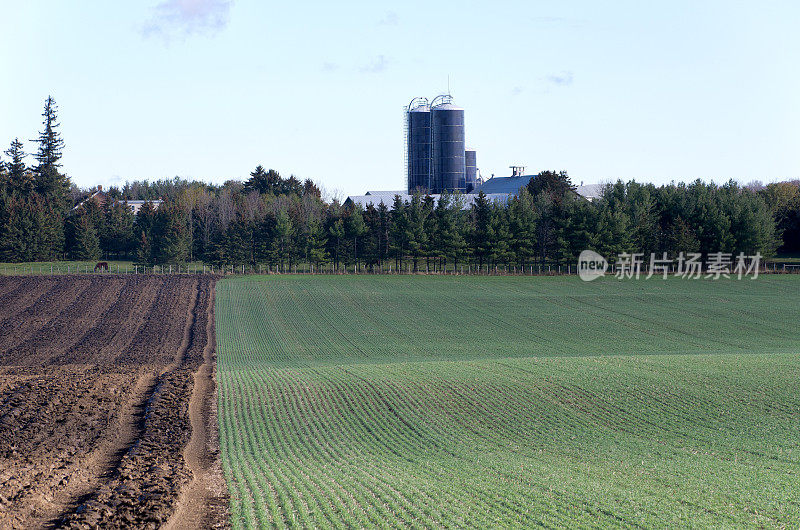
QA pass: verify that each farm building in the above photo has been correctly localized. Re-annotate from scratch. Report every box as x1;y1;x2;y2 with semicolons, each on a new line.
474;171;604;201
346;172;603;210
71;186;163;215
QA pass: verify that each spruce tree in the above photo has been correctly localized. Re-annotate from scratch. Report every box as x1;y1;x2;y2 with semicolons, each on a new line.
137;231;153;266
344;206;367;269
4;138;33;195
306;218;327;268
70;211;101;260
33;96;69;202
328;218;344;271
471;192;492;268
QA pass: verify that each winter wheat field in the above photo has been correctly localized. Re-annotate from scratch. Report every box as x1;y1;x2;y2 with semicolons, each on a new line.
215;275;800;528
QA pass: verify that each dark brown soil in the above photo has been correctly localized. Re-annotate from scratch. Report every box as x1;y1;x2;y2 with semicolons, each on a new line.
0;275;228;529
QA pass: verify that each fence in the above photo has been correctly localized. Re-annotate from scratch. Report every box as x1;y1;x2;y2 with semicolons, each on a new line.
2;261;798;277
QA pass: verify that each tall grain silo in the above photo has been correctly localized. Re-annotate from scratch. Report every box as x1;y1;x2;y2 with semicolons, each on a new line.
406;98;431;194
431;95;465;194
465;149;477;192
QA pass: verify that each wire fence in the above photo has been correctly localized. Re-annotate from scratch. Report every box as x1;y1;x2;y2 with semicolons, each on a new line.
2;261;798;277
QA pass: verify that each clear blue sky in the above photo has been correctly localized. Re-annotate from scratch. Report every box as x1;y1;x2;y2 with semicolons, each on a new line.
1;1;798;196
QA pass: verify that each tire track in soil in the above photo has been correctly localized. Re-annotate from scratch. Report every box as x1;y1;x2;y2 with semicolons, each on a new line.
24;370;159;529
35;279;201;529
165;282;229;529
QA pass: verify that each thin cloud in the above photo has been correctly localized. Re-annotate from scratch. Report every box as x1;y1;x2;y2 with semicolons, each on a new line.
322;61;339;73
142;0;233;40
546;71;574;86
359;55;389;74
378;11;399;26
511;86;524;96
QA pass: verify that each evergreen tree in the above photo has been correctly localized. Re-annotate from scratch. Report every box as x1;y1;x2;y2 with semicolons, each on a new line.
305;218;327;269
273;208;293;270
389;196;409;271
3;138;33;194
244;165;283;195
508;189;537;268
592;201;632;260
0;196;36;261
344;205;367;270
102;201;137;258
377;202;391;268
32;96;69;203
527;170;575;202
435;194;465;272
328;218;344;271
470;192;492;268
152;202;190;264
406;194;428;272
137;231;153;266
488;204;511;267
67;210;101;260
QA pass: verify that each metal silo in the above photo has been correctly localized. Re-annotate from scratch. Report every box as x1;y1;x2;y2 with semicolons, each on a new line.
431;95;465;194
406;98;431;194
465;149;477;192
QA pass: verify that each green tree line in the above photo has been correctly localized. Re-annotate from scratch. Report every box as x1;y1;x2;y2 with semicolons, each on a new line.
1;98;798;268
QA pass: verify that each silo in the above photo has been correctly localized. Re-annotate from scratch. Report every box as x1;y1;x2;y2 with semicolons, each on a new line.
406;98;431;194
431;98;465;194
465;149;477;192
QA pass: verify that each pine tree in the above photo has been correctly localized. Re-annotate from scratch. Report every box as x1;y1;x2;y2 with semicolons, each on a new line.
0;196;35;261
137;231;153;266
389;196;409;271
244;165;282;195
306;218;327;268
508;189;537;268
470;192;492;268
435;193;466;272
377;202;390;268
70;211;101;260
33;96;69;203
344;206;367;270
152;202;190;264
489;204;511;268
4;138;33;194
406;194;428;272
328;218;344;271
102;201;137;258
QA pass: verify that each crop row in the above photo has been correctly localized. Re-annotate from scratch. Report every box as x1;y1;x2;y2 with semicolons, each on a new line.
215;276;800;527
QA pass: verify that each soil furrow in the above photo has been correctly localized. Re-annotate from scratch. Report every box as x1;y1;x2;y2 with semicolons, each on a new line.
0;279;92;355
0;275;225;530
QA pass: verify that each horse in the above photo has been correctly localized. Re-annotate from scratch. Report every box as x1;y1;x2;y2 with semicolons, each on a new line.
94;262;109;272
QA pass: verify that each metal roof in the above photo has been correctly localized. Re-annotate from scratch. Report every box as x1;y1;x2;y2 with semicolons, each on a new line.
345;192;513;210
472;175;604;201
473;174;533;195
575;183;603;200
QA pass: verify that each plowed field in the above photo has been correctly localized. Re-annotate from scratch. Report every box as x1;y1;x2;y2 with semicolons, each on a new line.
0;275;227;529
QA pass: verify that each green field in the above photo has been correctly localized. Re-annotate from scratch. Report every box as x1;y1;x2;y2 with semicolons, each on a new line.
215;275;800;528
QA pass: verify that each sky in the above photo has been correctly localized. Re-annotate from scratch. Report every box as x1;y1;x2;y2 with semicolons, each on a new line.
1;1;798;197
